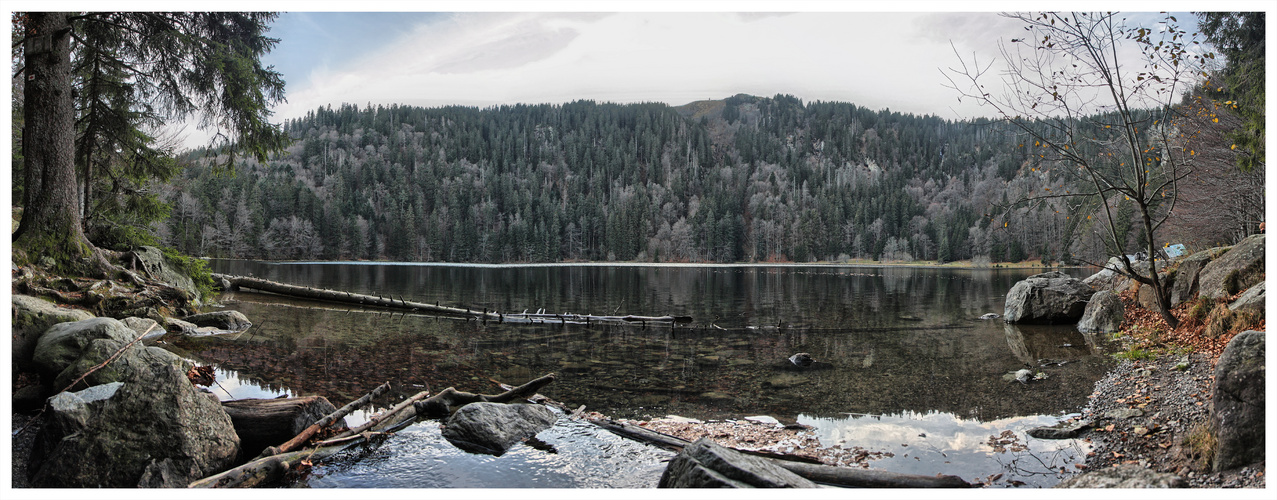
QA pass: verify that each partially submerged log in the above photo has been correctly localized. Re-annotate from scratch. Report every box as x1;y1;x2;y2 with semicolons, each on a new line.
214;273;692;326
589;417;971;488
222;396;337;458
213;273;500;321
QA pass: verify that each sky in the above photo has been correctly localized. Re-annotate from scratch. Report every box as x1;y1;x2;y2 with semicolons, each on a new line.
3;1;1266;152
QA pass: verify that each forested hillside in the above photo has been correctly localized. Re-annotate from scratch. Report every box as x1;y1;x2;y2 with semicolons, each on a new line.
159;94;1246;264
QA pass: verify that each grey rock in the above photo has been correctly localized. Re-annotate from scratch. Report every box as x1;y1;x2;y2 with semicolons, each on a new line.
1198;234;1265;300
181;310;252;332
11;294;95;373
53;339;190;390
121;317;165;340
32;317;135;378
1003;271;1096;324
1211;330;1265;472
658;437;818;488
1227;282;1265;312
1082;257;1134;292
13;383;54;412
441;402;557;456
788;352;813;367
132;246;201;302
979;313;1000;320
1028;419;1092;439
163;317;199;335
1170;249;1219;306
1077;290;1125;333
28;361;240;487
1055;464;1185;488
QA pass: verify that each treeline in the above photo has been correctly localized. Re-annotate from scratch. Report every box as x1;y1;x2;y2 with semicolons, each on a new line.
162;94;1142;264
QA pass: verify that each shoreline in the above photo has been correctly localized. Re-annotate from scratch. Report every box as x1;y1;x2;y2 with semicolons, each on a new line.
209;257;1093;271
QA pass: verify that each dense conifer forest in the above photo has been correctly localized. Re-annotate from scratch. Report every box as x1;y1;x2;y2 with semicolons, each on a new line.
159;93;1252;264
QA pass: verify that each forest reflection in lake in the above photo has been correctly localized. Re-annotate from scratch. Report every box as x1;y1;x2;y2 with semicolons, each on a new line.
187;262;1113;422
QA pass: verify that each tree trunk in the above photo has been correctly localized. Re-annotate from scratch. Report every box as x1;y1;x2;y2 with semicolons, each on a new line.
221;396;337;458
15;13;107;274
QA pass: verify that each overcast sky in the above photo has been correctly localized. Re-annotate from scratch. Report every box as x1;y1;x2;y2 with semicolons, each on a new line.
5;1;1259;151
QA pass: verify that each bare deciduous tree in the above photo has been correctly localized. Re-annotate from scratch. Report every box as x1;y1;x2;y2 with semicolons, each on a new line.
945;12;1217;327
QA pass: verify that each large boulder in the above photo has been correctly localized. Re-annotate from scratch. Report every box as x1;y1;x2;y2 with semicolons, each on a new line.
1054;464;1185;488
1003;271;1096;324
53;338;190;390
1211;330;1265;472
32;317;136;379
658;437;818;488
1082;257;1135;292
441;402;557;456
1197;234;1265;300
1227;282;1265;313
132;246;201;302
28;361;241;487
12;294;94;373
181;310;252;332
1077;290;1124;334
1169;249;1220;306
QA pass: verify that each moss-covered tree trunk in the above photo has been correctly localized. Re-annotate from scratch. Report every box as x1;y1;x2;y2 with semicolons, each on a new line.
14;12;106;273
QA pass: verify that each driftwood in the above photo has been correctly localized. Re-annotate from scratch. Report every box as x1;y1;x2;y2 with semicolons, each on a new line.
265;381;391;456
589;418;971;488
192;375;559;488
221;396;337;457
413;373;557;418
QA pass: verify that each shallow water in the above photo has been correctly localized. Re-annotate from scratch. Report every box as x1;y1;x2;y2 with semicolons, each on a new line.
179;261;1112;487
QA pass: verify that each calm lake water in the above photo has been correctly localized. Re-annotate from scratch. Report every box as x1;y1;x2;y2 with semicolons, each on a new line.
176;261;1115;488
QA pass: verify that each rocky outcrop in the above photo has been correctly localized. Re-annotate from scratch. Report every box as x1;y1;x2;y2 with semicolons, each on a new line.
1003;271;1096;324
121;316;164;340
182;310;252;332
1169;249;1219;306
1055;464;1185;487
441;402;557;456
132;246;201;302
31;317;189;390
1227;282;1265;312
28;361;240;487
1077;290;1124;333
12;294;94;373
658;438;818;488
1211;330;1265;472
1197;234;1264;300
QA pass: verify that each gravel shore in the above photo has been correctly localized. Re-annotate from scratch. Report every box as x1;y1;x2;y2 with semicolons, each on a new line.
1073;350;1265;488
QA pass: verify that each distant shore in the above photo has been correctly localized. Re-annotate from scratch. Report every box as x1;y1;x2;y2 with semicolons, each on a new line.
210;258;1094;270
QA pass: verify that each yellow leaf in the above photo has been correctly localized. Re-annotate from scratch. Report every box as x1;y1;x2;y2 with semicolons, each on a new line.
1213;118;1219;123
1231;144;1238;150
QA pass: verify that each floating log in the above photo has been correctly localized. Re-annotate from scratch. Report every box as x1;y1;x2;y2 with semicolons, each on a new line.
213;273;500;321
221;396;337;458
589;418;971;488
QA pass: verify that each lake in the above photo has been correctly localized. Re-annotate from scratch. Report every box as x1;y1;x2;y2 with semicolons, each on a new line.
175;261;1115;487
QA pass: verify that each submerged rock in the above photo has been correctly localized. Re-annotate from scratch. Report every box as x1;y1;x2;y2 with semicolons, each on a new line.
181;310;251;332
441;402;557;456
658;437;817;488
1027;419;1092;439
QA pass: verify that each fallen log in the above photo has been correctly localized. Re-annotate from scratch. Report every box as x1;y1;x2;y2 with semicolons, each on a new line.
265;381;391;456
413;373;557;418
589;418;971;488
222;396;337;458
213;273;500;321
